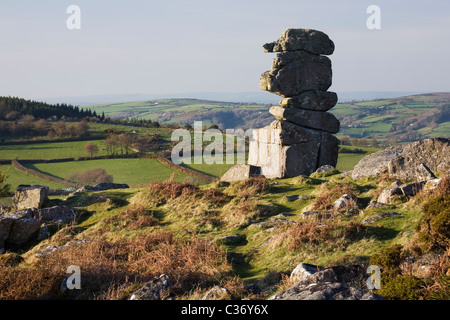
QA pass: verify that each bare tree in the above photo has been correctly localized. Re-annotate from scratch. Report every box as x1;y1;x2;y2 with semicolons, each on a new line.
84;142;99;158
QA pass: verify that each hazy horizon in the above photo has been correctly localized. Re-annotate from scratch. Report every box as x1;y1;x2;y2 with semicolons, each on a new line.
1;1;449;100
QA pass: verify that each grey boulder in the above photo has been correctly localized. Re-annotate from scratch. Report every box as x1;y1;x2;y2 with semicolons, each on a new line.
263;28;335;55
280;90;338;111
12;185;49;210
260;51;332;98
270;105;340;134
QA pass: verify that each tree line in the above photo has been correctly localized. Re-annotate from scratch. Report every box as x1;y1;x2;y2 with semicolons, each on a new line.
0;96;101;121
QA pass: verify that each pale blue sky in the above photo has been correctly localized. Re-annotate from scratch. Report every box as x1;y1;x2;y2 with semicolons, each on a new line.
0;0;449;100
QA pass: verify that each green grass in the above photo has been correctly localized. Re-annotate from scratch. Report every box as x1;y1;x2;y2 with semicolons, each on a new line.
0;164;65;192
0;140;108;160
23;158;208;187
336;153;367;172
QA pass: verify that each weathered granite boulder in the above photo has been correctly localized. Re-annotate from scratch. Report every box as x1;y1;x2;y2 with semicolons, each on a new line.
201;286;230;300
248;120;338;178
220;164;261;182
333;194;356;210
260;51;332;98
129;274;171;300
315;165;336;174
290;263;323;282
0;209;41;248
377;180;427;204
415;163;437;181
0;205;82;252
280;90;337;111
271;265;383;300
36;206;82;225
270;105;340;134
12;185;49;210
263;28;335;55
352;138;449;180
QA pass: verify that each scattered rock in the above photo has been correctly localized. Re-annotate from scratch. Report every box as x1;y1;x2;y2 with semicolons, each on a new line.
377;181;403;204
290;263;323;282
352;138;449;180
217;235;246;245
271;265;384;300
129;274;171;300
361;212;402;225
283;195;310;202
201;286;230;300
333;194;356;210
220;164;261;182
12;185;49;210
35;239;89;258
423;178;442;192
301;211;333;219
366;200;388;209
315;165;336;173
72;183;130;195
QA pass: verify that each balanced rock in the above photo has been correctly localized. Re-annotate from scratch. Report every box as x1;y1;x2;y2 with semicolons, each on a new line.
241;28;339;180
260;51;332;98
280;90;338;111
263;28;335;55
270;105;340;134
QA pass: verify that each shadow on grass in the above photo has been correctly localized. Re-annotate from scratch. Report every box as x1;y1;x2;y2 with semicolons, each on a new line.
364;225;400;242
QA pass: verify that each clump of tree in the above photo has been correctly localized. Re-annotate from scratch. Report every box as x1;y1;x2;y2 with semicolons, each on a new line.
84;142;99;158
47;120;90;139
104;133;162;155
66;168;113;187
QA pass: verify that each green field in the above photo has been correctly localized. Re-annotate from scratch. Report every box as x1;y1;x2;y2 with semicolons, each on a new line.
0;140;107;160
23;158;208;187
0;164;65;191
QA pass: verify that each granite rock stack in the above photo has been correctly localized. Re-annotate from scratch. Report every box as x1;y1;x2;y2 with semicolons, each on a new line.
248;29;340;178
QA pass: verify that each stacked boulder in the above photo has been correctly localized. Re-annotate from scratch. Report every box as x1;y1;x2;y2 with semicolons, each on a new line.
248;29;340;178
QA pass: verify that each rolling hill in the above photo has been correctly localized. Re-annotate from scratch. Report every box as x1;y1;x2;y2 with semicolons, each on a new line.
86;93;450;143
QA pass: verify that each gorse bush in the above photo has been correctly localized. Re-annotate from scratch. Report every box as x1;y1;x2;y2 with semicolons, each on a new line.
0;168;11;197
413;177;450;254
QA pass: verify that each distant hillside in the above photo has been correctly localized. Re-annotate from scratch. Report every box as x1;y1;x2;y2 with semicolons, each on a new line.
0;96;99;121
86;98;273;130
332;92;450;143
